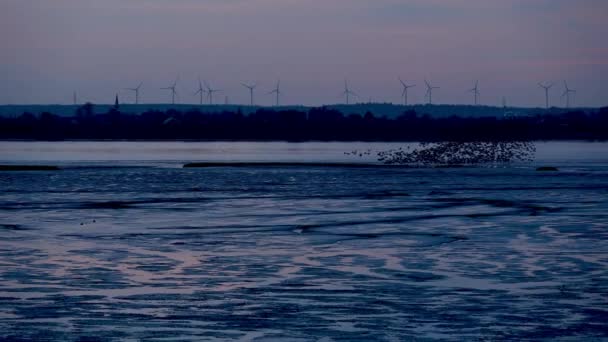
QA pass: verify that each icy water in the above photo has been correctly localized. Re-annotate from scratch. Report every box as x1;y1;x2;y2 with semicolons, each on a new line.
1;142;607;341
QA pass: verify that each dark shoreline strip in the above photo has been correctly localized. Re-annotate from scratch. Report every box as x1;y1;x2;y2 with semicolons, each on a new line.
183;162;394;168
183;162;472;168
0;165;59;171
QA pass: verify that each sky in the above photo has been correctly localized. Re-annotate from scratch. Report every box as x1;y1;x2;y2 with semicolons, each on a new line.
1;0;607;107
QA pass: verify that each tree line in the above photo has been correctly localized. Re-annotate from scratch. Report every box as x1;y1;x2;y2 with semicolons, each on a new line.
1;103;607;141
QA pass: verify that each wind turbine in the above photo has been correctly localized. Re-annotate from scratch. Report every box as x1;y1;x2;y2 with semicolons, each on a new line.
468;80;480;105
268;80;282;106
538;82;553;109
342;80;358;105
562;81;576;108
204;81;221;105
161;77;179;105
399;78;416;106
425;80;439;105
241;82;257;106
194;78;206;105
125;82;143;104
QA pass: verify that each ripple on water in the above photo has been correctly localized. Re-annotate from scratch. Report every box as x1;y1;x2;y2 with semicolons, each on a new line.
1;164;607;340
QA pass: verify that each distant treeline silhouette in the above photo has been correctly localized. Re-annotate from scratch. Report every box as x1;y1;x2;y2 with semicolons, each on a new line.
1;103;607;141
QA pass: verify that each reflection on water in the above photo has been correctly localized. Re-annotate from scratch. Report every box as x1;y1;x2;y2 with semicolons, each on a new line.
0;142;607;340
1;141;608;165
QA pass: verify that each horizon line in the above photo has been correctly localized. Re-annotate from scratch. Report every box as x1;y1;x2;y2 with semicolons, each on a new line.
0;103;602;110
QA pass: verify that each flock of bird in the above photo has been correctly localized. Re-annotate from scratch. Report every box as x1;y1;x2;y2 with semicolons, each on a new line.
377;141;536;165
109;78;578;109
344;149;373;157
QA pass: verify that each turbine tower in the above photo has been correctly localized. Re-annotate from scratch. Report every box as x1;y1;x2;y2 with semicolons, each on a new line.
73;91;77;105
538;82;553;109
125;82;143;104
342;80;358;105
194;78;206;105
204;81;221;105
268;80;281;106
562;81;576;108
241;82;257;106
161;78;179;105
425;80;439;105
399;78;416;106
468;80;480;105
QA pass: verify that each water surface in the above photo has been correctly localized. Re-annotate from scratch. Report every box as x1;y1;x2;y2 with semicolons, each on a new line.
0;141;607;340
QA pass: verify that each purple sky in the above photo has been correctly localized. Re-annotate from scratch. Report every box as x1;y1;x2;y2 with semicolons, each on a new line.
1;0;607;107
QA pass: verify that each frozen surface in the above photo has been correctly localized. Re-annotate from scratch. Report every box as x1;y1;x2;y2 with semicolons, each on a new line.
0;142;607;340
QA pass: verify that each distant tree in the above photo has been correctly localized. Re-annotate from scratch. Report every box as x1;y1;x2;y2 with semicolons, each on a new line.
76;102;94;120
18;112;36;123
1;105;607;141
